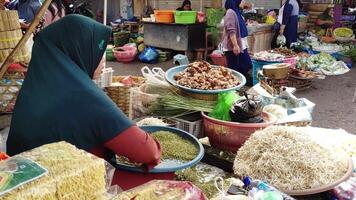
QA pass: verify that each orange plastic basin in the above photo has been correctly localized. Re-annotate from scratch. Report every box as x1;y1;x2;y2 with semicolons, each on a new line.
154;10;175;23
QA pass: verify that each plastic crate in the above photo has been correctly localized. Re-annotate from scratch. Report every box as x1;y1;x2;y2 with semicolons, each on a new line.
252;59;282;85
129;88;204;138
173;117;203;138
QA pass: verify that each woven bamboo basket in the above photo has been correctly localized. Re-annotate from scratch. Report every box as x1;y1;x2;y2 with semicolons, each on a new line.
0;10;30;63
0;11;21;31
105;76;145;116
287;76;313;91
0;67;26;113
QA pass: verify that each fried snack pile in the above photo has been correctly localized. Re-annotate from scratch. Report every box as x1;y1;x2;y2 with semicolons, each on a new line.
174;61;240;90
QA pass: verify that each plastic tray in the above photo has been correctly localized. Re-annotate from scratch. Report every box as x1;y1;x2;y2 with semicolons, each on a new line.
174;11;197;24
112;126;204;173
165;65;246;94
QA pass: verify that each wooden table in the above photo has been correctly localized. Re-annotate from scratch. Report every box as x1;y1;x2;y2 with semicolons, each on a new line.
143;22;206;58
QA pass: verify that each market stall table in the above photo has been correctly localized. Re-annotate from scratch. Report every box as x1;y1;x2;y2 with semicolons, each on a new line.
143;22;206;58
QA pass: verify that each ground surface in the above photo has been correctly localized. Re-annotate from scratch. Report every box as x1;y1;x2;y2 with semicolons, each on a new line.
107;60;356;134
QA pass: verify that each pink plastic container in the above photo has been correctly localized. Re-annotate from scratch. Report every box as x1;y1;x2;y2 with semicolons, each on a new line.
113;46;137;63
284;56;298;69
210;54;227;67
202;112;276;152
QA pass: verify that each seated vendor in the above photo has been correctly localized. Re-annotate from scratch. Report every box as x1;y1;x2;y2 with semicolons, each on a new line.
177;0;192;11
315;7;334;35
6;15;161;170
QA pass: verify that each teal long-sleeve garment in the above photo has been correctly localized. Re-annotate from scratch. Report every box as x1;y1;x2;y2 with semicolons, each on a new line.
7;15;133;155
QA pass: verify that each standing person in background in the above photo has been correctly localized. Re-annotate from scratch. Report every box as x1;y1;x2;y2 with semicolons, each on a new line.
18;0;41;24
278;0;299;48
222;0;252;81
177;0;192;11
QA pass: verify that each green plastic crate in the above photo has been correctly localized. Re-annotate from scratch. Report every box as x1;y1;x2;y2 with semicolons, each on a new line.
174;11;197;24
206;8;225;27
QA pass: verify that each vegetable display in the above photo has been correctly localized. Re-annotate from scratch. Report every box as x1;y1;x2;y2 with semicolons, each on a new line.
270;48;297;57
252;51;285;62
176;164;232;199
333;28;353;38
233;126;350;191
174;61;240;90
298;52;336;71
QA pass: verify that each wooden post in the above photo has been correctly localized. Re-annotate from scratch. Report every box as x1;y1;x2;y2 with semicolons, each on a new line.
0;0;53;79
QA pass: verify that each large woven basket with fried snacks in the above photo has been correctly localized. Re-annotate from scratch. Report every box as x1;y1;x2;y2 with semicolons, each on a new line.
0;63;27;113
104;76;145;116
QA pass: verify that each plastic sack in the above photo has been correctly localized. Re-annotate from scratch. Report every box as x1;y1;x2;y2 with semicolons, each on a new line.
209;91;240;121
230;93;263;123
113;180;207;200
320;61;350;76
139;47;159;64
261;92;315;124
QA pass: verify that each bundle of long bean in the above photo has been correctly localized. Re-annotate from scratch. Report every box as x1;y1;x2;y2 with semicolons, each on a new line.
149;91;216;117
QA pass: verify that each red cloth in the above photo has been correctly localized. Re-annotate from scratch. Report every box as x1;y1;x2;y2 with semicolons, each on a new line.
112;170;176;190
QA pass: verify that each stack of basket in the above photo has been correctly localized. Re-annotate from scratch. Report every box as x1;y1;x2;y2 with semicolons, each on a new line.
0;10;30;64
306;4;332;27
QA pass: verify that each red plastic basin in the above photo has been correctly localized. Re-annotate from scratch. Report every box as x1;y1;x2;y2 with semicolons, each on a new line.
202;112;276;152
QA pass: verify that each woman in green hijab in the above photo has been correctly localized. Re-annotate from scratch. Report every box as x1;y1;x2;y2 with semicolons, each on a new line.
6;15;161;169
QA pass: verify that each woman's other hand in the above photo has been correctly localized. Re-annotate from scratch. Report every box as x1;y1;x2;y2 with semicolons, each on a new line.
233;45;241;55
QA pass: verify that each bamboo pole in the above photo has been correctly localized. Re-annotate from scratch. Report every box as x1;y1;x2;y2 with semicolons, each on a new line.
0;0;53;79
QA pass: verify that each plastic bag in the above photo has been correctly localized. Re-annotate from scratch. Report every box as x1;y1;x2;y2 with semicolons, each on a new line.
320;61;350;76
209;92;240;121
211;177;248;200
141;66;171;87
113;180;207;200
230;93;263;123
261;92;315;124
139;47;159;64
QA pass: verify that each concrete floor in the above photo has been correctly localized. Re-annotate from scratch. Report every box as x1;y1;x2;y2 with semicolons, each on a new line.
107;60;356;134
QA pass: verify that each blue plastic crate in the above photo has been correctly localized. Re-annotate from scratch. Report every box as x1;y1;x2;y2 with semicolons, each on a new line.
252;59;282;85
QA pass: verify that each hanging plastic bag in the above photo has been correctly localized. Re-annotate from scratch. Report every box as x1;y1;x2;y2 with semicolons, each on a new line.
139;47;159;64
209;91;240;121
141;66;171;87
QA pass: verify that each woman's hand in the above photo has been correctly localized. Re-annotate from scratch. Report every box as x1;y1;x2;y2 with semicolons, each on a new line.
233;45;241;55
20;22;30;30
279;25;286;36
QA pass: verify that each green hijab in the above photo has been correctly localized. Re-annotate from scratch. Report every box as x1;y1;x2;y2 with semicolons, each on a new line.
7;15;133;155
